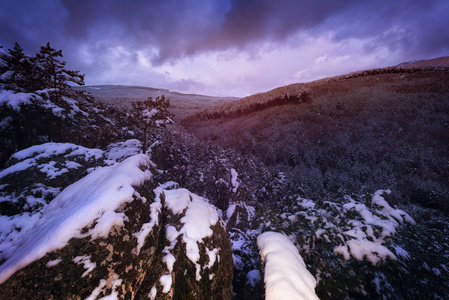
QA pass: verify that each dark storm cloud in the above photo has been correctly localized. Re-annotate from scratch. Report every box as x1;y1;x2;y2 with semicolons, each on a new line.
0;1;67;49
319;0;449;59
211;0;358;47
0;0;448;95
2;0;447;62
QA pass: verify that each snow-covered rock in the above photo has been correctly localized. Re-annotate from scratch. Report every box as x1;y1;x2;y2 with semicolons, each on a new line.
146;184;234;299
0;145;233;299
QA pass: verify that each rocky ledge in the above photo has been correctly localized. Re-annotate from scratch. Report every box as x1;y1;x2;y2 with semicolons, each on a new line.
0;143;233;299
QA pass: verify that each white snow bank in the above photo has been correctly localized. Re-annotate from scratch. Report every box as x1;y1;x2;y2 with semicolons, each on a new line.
0;154;152;284
257;232;319;300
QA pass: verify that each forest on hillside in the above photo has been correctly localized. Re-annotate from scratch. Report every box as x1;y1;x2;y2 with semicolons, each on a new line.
182;67;449;213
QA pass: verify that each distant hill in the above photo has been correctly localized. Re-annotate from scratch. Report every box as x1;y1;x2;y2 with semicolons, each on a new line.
398;56;449;68
182;58;449;211
75;85;238;122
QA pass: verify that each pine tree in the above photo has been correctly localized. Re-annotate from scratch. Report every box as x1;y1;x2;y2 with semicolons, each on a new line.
0;42;87;167
0;43;37;92
0;45;8;89
34;42;85;101
130;95;174;153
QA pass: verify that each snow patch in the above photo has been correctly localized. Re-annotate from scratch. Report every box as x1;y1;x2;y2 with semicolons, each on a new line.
85;273;122;300
157;184;220;286
0;90;38;110
73;255;96;278
257;232;319;300
0;142;104;180
230;168;239;193
149;286;157;300
291;191;415;266
160;274;172;293
163;188;192;215
105;139;142;164
133;189;162;254
337;190;415;265
45;258;62;268
246;269;262;288
226;204;237;220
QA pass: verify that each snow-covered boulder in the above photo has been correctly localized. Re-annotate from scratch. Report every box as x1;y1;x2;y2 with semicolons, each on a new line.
0;145;233;299
257;231;319;300
0;154;160;298
143;183;234;299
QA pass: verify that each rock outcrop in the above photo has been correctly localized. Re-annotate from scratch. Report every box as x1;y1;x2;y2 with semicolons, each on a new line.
0;144;233;299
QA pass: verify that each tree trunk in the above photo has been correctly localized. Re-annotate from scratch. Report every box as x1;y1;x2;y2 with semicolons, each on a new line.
143;125;148;153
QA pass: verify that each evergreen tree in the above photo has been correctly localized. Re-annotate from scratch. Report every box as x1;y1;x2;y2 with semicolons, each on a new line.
0;43;38;92
1;42;85;95
0;45;8;89
34;42;85;100
0;42;88;167
130;95;174;153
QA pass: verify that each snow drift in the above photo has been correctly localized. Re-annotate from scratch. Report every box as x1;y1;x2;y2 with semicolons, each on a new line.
257;231;319;300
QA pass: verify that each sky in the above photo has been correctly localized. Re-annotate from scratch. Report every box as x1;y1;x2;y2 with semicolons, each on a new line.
1;0;448;97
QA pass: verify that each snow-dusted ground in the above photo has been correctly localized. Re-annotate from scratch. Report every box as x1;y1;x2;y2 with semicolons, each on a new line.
0;135;446;298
